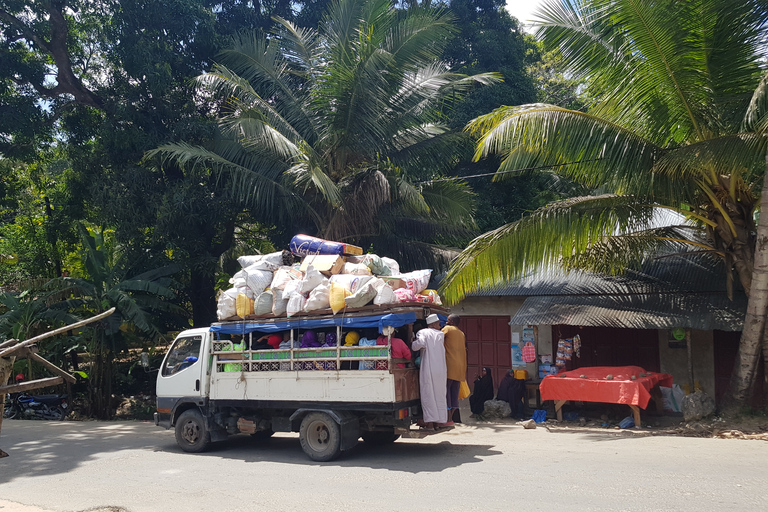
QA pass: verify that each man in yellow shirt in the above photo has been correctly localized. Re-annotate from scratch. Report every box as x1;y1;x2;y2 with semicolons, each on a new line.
442;314;467;426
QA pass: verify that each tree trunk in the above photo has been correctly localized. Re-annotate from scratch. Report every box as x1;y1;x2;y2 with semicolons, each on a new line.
724;151;768;411
190;268;217;328
89;335;113;420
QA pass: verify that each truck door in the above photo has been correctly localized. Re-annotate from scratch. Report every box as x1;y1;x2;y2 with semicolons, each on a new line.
158;333;205;397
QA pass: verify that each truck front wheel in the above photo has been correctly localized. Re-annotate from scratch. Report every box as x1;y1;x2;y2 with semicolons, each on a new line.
299;412;342;462
175;409;211;453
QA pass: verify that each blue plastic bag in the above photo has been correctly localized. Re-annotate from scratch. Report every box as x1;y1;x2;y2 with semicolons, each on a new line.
619;416;635;429
532;409;547;423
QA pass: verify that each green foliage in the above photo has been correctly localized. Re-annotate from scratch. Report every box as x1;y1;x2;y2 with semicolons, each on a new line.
153;0;501;269
442;0;768;304
441;0;537;128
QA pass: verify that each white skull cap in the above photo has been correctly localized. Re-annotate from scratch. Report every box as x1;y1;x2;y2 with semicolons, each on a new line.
426;314;439;325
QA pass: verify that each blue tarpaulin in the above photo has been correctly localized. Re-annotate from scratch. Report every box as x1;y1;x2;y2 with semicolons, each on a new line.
210;312;429;335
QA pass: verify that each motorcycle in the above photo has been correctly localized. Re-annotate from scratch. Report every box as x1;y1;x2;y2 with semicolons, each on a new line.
4;393;68;420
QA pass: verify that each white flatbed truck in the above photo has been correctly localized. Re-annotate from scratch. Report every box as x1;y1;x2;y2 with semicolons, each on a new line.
154;305;450;461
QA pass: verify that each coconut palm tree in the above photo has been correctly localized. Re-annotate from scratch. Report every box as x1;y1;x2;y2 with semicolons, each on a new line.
52;226;183;419
439;0;768;407
149;0;499;267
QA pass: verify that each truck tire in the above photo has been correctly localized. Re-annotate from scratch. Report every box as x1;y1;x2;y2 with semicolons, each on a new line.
175;409;211;453
361;430;400;446
299;412;342;462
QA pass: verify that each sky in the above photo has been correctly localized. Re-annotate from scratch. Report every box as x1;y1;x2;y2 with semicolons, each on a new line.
505;0;545;31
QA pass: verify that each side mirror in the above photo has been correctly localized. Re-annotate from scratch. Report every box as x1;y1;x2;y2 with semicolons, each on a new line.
140;352;150;369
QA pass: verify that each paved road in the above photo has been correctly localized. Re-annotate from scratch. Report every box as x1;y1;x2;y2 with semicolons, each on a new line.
0;418;766;512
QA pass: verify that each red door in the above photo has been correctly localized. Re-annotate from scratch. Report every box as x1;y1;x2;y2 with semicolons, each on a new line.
463;316;511;395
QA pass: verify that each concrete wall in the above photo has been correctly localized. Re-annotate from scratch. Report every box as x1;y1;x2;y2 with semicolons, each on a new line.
454;297;525;316
657;329;715;395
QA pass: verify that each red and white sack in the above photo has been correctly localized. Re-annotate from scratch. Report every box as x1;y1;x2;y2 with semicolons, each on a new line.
398;269;432;294
394;288;416;302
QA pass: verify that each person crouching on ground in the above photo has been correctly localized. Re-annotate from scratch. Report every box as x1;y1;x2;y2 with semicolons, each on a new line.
411;314;448;430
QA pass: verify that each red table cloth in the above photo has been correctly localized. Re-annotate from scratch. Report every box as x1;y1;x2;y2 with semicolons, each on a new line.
540;366;673;409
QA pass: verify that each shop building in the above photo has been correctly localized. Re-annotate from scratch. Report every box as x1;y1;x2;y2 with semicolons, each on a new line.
453;254;757;406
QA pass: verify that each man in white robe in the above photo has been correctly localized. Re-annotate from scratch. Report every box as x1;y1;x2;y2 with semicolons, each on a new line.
412;314;448;428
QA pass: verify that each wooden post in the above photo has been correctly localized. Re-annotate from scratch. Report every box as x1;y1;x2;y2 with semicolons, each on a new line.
0;355;16;458
686;328;694;393
555;399;566;421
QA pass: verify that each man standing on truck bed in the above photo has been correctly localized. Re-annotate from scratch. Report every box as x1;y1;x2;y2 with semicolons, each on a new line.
442;314;467;426
412;314;448;429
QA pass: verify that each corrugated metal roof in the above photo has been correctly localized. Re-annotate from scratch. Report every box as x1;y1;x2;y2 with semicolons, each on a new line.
508;293;746;331
473;253;734;297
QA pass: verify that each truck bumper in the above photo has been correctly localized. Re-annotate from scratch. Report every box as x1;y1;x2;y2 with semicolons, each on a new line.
154;411;171;429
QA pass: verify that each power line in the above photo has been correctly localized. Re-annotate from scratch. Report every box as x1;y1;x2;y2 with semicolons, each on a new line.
418;158;601;184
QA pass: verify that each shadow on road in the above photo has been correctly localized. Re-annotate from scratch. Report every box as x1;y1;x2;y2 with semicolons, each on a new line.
0;420;161;483
0;419;502;480
156;432;503;473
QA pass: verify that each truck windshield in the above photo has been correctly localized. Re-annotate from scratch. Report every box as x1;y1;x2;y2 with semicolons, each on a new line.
162;336;202;377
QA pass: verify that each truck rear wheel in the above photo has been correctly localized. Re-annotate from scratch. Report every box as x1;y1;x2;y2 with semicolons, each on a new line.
361;430;400;446
299;412;341;462
175;409;211;453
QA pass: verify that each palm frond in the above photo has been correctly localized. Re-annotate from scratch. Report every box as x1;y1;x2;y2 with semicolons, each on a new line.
439;194;658;304
146;141;293;218
419;180;476;230
467;104;672;199
562;225;716;275
743;72;768;133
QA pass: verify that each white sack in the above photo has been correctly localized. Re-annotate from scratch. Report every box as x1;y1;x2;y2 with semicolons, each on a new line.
298;265;326;294
381;257;400;276
272;288;288;316
342;262;372;275
254;290;273;316
345;280;378;308
373;283;397;305
238;251;283;269
244;264;274;296
304;284;331;312
216;287;239;320
286;292;306;318
329;274;372;294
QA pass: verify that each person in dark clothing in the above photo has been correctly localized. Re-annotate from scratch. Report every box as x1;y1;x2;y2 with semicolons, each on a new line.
496;370;526;419
469;367;494;417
